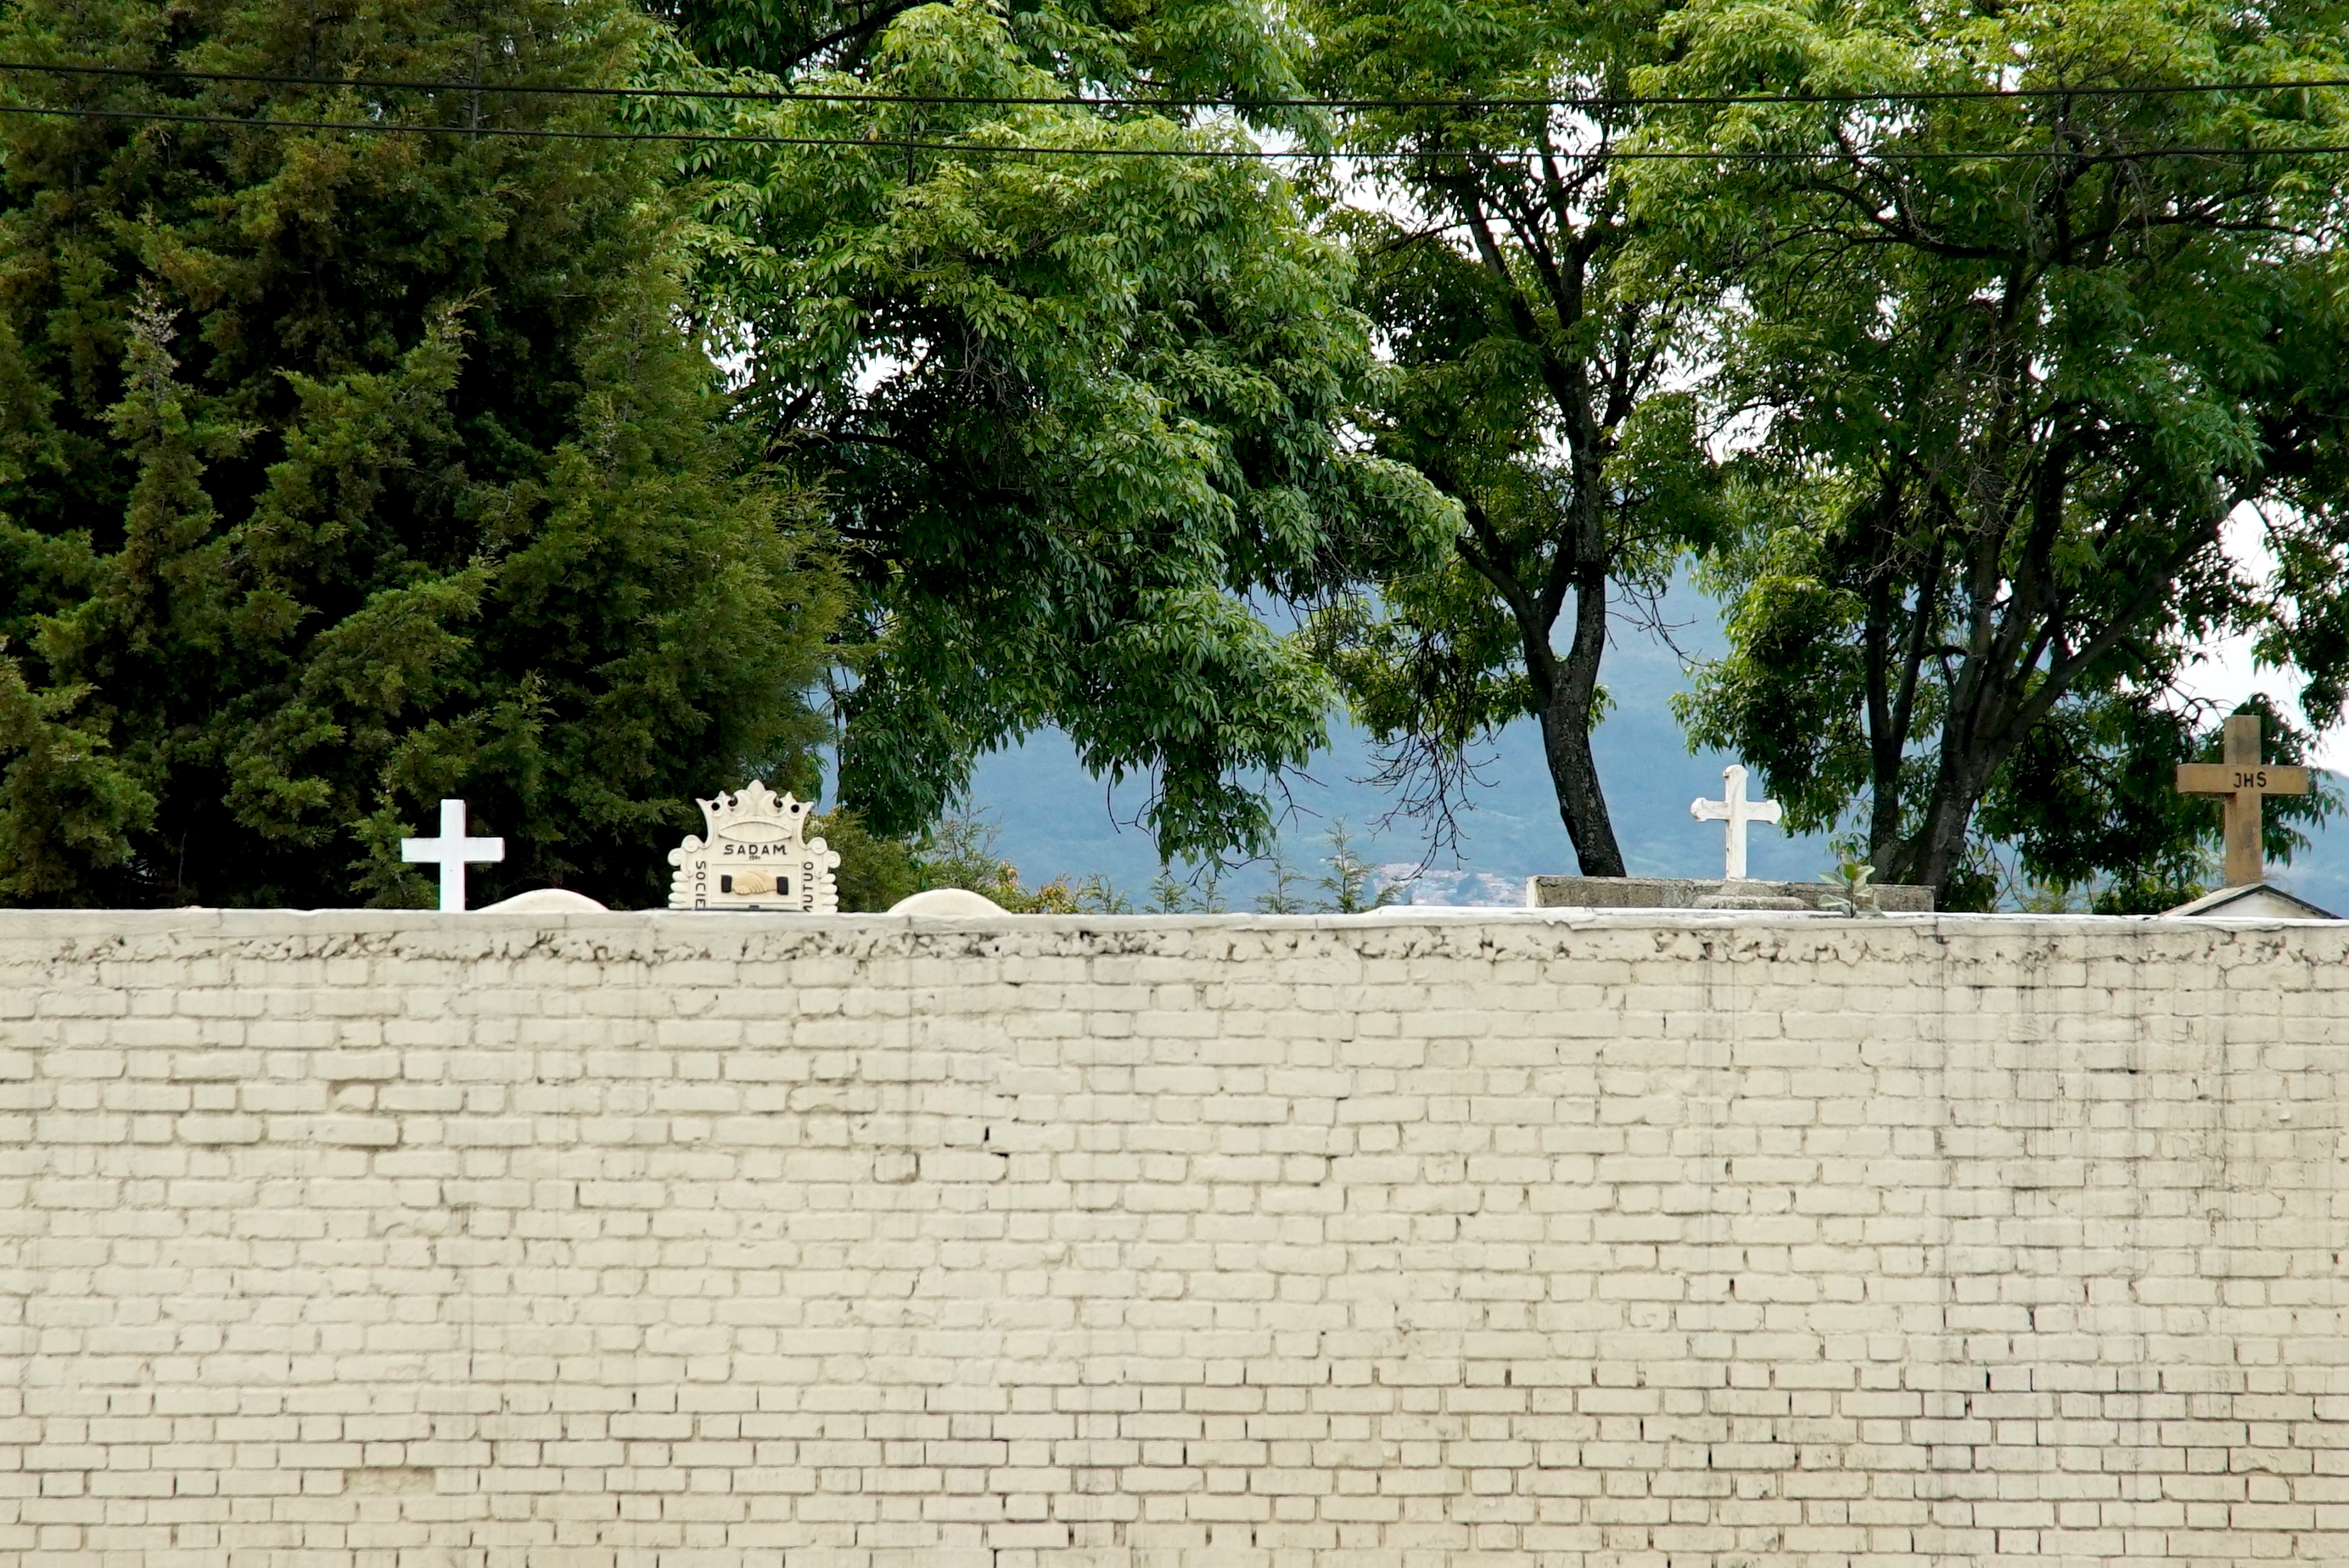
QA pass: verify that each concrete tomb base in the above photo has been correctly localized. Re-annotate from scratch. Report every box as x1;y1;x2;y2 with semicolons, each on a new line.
1525;872;1936;912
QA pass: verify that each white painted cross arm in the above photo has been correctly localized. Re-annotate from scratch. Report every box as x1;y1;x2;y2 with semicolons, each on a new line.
400;798;505;911
1690;764;1783;881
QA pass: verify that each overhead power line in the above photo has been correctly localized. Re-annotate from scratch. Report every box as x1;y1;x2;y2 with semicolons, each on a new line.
5;55;2349;112
6;98;2347;164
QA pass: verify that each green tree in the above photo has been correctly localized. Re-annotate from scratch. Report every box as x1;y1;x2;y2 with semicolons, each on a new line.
1315;817;1402;911
829;805;1137;910
810;808;925;910
1252;838;1311;912
1641;0;2349;902
1145;860;1228;913
1297;0;1725;874
907;809;1031;906
1026;872;1134;914
636;0;1455;865
0;0;838;907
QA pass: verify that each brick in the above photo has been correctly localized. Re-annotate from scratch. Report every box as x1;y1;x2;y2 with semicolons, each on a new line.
0;910;2343;1562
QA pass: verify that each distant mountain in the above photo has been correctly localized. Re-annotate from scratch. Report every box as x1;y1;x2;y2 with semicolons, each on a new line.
967;588;2349;913
967;590;1830;907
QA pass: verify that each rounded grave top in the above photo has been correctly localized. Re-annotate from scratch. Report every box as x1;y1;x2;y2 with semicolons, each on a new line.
887;888;1009;917
479;888;610;913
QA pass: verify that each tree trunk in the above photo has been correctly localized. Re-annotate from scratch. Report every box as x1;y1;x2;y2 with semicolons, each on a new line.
1892;700;2011;897
1539;695;1625;876
1537;565;1625;877
1906;776;1982;896
1863;583;1908;871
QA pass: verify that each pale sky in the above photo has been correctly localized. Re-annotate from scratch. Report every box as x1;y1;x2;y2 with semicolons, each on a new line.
2173;507;2346;772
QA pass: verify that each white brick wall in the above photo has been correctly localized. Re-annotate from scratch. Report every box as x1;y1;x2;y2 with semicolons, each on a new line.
3;908;2346;1565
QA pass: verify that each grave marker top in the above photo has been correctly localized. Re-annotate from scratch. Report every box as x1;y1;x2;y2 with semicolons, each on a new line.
668;781;840;912
2176;714;2310;887
400;798;504;912
1690;764;1783;881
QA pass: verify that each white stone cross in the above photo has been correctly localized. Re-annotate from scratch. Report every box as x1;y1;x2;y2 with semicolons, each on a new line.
1690;764;1783;881
400;798;505;911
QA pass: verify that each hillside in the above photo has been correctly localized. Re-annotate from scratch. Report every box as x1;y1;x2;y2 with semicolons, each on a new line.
970;598;2349;912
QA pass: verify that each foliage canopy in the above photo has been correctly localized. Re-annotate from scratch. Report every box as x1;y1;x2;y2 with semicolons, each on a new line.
644;0;1455;865
0;0;838;907
12;0;2349;910
1639;0;2349;904
1295;0;1727;875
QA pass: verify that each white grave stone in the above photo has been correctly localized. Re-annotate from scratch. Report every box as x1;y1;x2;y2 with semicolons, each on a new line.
889;888;1006;916
667;781;840;912
1690;764;1783;881
480;888;608;913
400;798;504;911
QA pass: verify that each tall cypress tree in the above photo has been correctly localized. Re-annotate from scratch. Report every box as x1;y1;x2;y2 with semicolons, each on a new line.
0;0;838;906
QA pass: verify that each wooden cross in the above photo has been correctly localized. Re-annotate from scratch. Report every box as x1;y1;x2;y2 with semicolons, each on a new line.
2175;714;2309;887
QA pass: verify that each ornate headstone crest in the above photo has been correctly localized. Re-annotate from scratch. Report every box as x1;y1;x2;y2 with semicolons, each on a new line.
667;781;840;912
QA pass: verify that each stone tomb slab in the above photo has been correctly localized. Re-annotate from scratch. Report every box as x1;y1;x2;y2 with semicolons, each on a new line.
1525;873;1935;912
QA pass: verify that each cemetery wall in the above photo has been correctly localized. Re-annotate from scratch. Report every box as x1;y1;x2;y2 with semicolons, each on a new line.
4;906;2349;1566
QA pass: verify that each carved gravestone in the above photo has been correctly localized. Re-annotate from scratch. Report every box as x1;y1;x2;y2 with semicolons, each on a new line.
667;781;841;912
